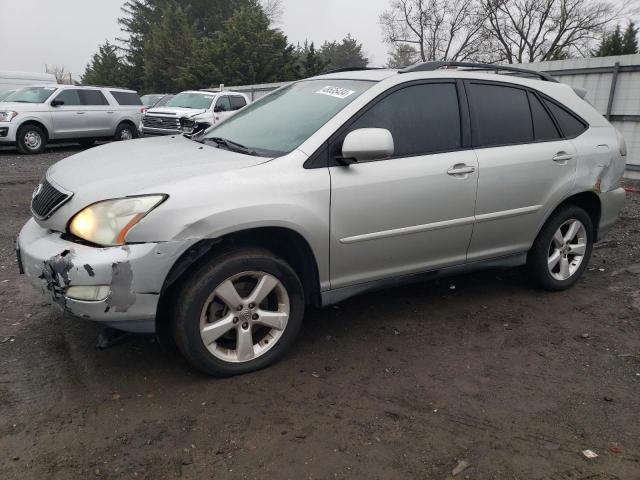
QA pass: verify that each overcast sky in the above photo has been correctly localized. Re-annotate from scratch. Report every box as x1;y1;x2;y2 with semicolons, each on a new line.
0;0;391;79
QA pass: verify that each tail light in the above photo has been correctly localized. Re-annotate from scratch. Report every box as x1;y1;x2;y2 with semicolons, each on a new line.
141;107;147;113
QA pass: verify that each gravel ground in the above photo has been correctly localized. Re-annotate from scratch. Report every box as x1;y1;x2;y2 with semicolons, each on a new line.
1;144;640;479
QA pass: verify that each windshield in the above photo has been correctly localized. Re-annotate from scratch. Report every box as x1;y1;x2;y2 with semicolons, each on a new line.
0;90;15;101
4;86;58;103
165;92;215;109
154;94;174;107
202;79;374;156
140;94;164;107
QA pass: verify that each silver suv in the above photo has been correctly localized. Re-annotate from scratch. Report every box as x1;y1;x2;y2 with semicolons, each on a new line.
17;62;627;376
0;85;143;154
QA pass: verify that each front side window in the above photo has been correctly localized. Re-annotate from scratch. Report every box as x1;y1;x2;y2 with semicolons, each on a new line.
203;79;374;156
81;89;109;106
469;83;533;147
166;92;215;110
215;96;231;112
5;86;58;104
230;96;247;110
54;89;82;106
347;82;461;158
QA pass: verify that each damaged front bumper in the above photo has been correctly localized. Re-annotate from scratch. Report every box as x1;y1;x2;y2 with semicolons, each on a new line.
17;219;191;333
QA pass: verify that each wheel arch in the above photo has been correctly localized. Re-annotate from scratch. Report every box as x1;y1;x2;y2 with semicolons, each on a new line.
17;119;50;141
115;119;139;137
539;190;602;241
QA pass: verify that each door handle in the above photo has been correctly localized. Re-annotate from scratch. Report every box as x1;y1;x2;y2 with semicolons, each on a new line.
552;152;574;163
107;111;115;114
447;164;475;176
76;111;86;115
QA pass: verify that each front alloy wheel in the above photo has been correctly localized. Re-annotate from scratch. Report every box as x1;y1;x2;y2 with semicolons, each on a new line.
172;248;304;376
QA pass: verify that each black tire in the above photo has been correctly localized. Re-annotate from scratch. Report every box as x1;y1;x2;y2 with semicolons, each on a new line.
171;247;305;377
524;205;594;291
16;124;46;154
78;139;95;147
114;122;136;141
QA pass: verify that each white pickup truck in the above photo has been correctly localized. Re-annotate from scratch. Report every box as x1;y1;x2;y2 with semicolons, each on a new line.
141;90;249;136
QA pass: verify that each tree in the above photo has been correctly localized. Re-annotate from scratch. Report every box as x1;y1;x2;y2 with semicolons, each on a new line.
82;41;126;86
380;0;490;62
204;6;299;86
482;0;632;63
319;34;368;70
293;41;327;77
46;65;73;84
386;43;419;68
142;1;196;92
622;21;639;54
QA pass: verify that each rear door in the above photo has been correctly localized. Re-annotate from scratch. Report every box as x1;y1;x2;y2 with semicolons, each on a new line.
49;89;85;138
465;81;579;261
329;81;479;289
79;89;113;136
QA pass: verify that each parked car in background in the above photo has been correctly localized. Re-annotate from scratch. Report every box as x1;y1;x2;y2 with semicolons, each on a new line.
0;85;144;154
17;63;626;376
0;70;57;100
141;90;249;136
140;93;173;108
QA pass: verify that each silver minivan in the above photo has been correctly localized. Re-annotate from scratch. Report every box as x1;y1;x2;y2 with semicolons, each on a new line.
0;85;143;153
17;62;626;376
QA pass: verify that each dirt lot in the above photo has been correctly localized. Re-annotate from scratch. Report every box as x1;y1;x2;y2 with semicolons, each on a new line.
1;144;639;479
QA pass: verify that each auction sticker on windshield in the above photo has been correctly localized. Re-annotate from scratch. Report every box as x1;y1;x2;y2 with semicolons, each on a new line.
315;86;355;99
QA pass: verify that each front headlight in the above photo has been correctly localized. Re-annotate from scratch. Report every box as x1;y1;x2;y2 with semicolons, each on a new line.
0;111;17;122
68;195;167;246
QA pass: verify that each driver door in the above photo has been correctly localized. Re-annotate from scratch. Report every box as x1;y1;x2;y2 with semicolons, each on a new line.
329;81;478;289
213;96;234;125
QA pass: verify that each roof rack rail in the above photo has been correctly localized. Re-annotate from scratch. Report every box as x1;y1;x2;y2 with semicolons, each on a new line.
323;66;387;74
398;61;558;83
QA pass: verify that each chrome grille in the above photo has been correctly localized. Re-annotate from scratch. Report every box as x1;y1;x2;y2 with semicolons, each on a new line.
142;115;180;130
31;179;71;219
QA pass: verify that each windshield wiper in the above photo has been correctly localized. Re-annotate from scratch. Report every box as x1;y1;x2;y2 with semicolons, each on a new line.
203;137;258;156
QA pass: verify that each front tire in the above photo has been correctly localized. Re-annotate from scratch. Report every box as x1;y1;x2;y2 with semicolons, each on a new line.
16;124;46;154
172;248;305;376
524;205;594;291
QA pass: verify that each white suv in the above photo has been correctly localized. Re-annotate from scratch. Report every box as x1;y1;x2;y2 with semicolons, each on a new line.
141;90;249;136
0;85;143;154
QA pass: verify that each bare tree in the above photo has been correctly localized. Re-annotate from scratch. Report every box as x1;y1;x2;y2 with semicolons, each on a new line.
483;0;635;63
261;0;283;25
380;0;491;62
45;64;73;84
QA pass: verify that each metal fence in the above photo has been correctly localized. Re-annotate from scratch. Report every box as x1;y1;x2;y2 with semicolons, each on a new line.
208;54;640;169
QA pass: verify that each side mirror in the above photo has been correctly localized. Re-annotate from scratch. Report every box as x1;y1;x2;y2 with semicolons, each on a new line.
213;105;223;113
50;99;64;107
341;128;394;163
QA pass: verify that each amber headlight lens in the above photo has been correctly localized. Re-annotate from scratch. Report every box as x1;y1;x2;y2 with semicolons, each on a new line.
69;195;166;246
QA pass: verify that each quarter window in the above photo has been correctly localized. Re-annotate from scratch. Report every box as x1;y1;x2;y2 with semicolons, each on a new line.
543;98;587;138
528;93;561;141
110;91;142;106
470;83;533;147
54;89;82;106
348;83;461;158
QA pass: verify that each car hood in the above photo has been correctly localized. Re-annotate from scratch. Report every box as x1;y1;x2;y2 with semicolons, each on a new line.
39;135;271;231
145;106;207;117
1;101;49;112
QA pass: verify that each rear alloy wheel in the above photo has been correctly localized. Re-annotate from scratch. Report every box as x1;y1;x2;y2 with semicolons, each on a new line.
114;123;135;141
172;248;304;376
17;124;46;154
524;205;594;291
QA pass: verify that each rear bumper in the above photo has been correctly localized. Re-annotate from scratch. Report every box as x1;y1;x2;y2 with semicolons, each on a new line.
598;187;626;240
17;219;194;333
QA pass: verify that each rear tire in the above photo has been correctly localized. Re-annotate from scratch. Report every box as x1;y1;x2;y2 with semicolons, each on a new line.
524;205;594;291
171;247;305;377
16;124;46;154
114;122;136;141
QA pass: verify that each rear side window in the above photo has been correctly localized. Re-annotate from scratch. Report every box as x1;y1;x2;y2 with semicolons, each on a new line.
110;91;142;106
54;89;82;106
543;98;587;138
528;93;561;141
230;96;247;110
81;89;109;106
469;83;533;147
349;82;461;157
